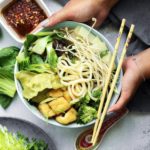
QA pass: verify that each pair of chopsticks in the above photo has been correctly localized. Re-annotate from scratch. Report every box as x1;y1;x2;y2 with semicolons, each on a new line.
91;19;135;146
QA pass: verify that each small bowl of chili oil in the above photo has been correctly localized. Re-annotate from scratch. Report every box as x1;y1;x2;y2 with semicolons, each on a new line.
0;0;51;43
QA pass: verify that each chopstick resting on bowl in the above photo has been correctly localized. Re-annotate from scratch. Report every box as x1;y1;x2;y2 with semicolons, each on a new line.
91;19;135;146
91;18;126;143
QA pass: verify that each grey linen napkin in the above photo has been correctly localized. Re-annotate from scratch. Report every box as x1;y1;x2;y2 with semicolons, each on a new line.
111;0;150;46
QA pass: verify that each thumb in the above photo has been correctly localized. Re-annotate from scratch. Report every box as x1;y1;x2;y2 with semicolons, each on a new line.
108;91;130;112
95;14;106;28
43;8;71;27
94;11;109;28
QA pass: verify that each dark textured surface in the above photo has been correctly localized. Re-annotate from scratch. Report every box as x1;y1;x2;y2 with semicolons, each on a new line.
56;0;67;5
0;117;56;150
112;0;150;46
127;80;150;112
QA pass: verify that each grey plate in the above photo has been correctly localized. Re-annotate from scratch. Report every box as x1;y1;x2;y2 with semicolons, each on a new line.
0;117;56;150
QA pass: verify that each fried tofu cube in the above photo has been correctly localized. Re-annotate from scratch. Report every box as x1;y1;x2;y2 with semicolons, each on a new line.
48;89;63;98
63;91;72;102
56;108;77;125
48;97;71;115
38;103;55;118
61;87;67;91
48;109;56;118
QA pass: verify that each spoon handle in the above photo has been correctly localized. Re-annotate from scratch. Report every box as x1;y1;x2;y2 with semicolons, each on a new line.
75;108;128;150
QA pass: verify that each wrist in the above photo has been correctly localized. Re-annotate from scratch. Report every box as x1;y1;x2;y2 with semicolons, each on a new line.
132;56;145;82
125;57;143;84
135;48;150;79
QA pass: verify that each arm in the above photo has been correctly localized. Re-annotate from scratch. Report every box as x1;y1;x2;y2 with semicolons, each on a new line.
43;0;119;27
109;48;150;112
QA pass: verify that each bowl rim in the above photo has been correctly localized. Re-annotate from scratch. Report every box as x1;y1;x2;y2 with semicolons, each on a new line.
14;21;123;128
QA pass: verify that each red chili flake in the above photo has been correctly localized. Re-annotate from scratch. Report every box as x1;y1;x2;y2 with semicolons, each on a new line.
2;0;47;37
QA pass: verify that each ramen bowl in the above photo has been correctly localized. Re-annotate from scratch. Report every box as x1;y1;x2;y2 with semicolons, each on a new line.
15;21;122;128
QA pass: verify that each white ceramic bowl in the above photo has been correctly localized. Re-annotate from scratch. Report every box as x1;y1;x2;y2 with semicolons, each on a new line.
0;0;51;43
15;21;122;128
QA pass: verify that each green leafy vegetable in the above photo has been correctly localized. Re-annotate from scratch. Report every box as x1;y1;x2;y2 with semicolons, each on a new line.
75;93;98;124
80;93;90;104
24;34;37;53
73;93;90;107
24;64;51;73
35;31;54;37
36;30;65;39
100;50;109;58
0;46;19;72
77;105;97;124
0;46;19;109
92;88;102;101
16;71;63;100
31;90;50;103
31;54;44;64
0;126;48;150
0;46;17;58
31;36;52;55
0;68;16;97
17;51;30;70
46;42;58;71
88;100;100;110
0;95;12;109
17;52;51;73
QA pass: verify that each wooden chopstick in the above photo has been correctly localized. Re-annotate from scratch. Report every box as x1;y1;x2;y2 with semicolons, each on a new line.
91;19;126;143
92;24;135;146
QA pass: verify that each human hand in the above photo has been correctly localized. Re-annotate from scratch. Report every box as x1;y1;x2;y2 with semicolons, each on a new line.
44;0;118;27
108;56;143;112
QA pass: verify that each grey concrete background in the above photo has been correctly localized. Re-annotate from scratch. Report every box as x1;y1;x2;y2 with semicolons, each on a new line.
0;1;150;150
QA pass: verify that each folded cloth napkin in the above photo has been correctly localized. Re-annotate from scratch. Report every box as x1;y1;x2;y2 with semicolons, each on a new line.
127;80;150;112
111;0;150;46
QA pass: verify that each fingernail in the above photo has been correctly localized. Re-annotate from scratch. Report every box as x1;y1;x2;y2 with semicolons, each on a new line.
40;18;51;27
108;109;113;113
